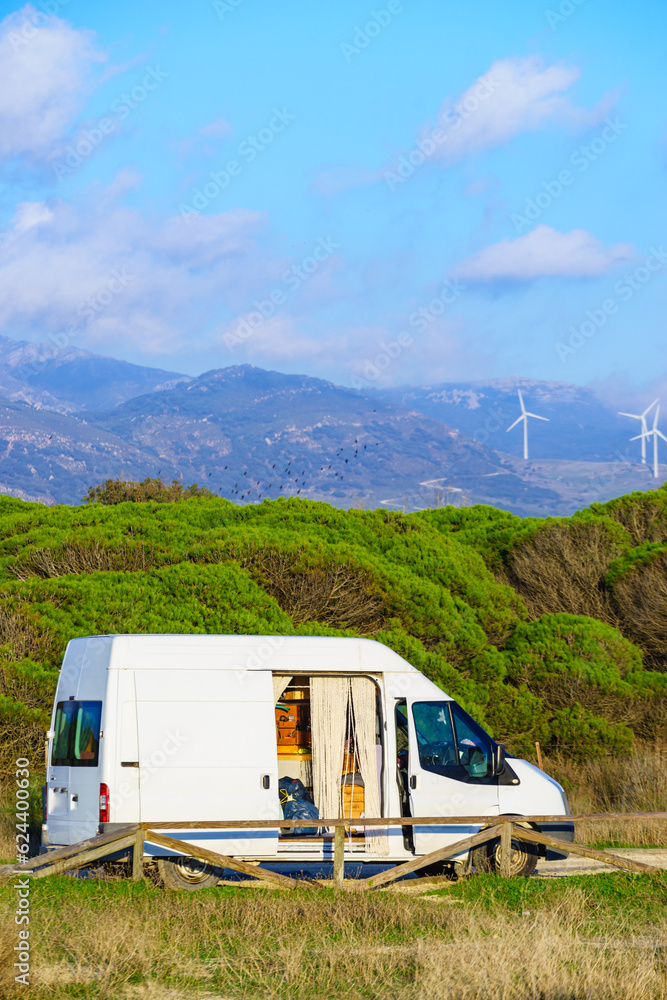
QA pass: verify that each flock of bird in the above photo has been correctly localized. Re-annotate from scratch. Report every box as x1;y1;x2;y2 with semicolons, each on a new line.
222;439;381;502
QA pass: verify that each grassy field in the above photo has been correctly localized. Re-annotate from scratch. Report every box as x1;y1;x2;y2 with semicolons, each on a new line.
1;869;667;999
1;754;665;998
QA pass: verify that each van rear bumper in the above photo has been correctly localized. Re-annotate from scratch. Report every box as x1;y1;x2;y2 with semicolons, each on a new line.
40;824;134;862
533;819;575;861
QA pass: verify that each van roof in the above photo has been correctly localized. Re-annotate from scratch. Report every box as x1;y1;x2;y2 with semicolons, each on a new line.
63;634;422;674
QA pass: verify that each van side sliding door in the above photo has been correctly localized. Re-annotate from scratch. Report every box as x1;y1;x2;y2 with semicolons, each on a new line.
136;668;281;858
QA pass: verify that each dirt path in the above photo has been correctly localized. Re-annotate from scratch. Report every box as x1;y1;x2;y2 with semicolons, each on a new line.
535;849;667;877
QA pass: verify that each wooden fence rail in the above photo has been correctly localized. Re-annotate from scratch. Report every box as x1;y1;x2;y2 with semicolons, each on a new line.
1;812;665;889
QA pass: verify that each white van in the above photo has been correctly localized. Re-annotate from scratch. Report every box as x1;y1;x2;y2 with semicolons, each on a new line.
42;634;573;887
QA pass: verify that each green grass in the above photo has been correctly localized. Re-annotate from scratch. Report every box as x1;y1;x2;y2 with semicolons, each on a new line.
434;870;667;925
2;869;667;999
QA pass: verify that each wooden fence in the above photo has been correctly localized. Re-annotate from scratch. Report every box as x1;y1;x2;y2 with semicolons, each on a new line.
1;812;666;890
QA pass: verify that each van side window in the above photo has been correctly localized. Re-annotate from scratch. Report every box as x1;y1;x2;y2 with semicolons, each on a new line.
412;702;457;772
52;701;102;767
450;702;493;780
411;701;494;782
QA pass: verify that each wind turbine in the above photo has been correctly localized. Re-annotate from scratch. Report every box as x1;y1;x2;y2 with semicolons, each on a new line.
506;390;549;461
631;403;667;479
618;398;659;465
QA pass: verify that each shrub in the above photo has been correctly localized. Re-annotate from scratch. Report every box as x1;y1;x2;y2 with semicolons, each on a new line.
83;478;215;504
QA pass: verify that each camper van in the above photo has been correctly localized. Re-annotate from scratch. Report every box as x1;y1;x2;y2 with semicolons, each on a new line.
42;634;573;888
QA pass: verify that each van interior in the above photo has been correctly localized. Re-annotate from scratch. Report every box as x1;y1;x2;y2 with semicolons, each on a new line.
273;674;384;843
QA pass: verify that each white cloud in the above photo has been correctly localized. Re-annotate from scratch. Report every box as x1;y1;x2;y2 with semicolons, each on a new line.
11;200;54;233
0;182;271;356
419;56;609;164
451;226;635;282
0;5;105;160
200;118;232;139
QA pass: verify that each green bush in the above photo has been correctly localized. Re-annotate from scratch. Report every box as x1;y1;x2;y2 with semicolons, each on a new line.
1;487;666;776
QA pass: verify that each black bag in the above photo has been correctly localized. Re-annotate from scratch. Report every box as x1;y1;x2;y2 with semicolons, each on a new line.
283;798;320;836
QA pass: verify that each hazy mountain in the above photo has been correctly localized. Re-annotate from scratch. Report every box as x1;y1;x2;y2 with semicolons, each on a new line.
88;365;561;515
374;377;644;463
0;339;660;515
0;396;176;504
0;335;191;413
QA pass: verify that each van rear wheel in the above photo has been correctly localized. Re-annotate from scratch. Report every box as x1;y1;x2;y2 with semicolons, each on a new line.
472;832;538;877
157;856;221;891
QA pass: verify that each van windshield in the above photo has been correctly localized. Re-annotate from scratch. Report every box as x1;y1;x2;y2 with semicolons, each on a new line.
52;701;102;767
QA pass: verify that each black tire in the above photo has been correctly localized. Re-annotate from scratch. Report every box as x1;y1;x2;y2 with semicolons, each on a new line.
156;855;222;891
418;860;457;879
472;830;538;877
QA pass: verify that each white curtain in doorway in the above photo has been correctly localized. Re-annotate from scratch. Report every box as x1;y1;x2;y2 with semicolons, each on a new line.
310;676;348;827
349;677;387;856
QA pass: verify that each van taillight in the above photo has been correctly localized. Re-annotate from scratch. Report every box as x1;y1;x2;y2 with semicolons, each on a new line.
99;783;109;824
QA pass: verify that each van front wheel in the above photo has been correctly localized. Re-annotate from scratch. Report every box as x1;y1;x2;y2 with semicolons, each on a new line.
157;856;221;891
471;832;538;877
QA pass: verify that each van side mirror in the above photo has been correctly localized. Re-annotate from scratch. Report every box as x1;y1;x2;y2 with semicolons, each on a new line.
493;742;506;776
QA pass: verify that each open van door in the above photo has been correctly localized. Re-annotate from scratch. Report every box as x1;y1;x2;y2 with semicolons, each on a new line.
397;698;499;855
136;668;281;858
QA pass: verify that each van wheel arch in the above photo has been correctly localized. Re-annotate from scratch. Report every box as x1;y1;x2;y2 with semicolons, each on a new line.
156;855;222;891
471;821;539;877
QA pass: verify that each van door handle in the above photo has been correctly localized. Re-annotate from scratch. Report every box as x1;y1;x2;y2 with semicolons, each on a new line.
262;775;271;790
409;775;417;789
71;794;78;802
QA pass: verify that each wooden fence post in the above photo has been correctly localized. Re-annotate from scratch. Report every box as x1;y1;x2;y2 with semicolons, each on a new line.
132;829;144;881
499;821;511;878
333;826;345;888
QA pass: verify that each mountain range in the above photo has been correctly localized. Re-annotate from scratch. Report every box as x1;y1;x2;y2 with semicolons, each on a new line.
0;334;660;516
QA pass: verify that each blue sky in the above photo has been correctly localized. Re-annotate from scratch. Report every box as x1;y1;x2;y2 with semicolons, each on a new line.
0;0;665;398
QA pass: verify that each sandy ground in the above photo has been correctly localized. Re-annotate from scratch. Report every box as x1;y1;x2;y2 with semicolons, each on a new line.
534;849;667;878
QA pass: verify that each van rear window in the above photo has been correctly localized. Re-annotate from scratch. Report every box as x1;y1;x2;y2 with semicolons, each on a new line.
52;701;102;767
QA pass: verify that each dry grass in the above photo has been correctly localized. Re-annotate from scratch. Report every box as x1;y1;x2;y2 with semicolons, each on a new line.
241;546;388;633
1;875;666;999
545;749;667;848
8;541;153;581
505;520;623;623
